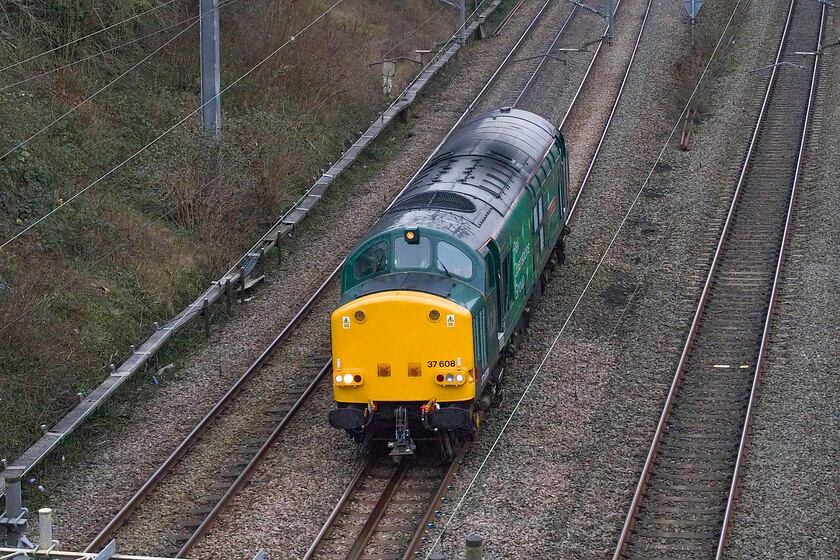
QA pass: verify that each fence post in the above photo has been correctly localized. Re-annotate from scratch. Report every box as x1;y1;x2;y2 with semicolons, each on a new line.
202;298;210;338
37;508;53;550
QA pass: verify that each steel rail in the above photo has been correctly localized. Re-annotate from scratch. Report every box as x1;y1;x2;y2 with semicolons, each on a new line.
566;0;652;221
345;462;410;559
611;0;803;555
383;0;559;215
302;462;370;560
176;361;333;557
715;4;826;558
402;445;469;560
303;446;467;560
511;7;578;108
90;0;619;552
492;0;527;37
84;267;340;552
557;0;618;131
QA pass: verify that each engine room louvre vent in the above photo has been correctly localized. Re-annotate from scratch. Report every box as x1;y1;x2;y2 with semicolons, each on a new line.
390;191;477;213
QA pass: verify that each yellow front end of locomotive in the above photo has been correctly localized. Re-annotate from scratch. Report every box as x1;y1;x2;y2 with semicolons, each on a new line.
331;291;475;404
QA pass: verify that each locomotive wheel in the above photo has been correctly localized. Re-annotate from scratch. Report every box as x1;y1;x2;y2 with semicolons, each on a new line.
356;433;373;458
439;431;457;462
490;387;504;409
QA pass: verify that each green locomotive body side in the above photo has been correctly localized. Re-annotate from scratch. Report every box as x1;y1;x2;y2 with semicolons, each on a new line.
473;126;569;379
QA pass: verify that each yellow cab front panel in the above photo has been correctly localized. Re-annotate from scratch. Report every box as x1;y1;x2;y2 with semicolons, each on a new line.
331;290;475;404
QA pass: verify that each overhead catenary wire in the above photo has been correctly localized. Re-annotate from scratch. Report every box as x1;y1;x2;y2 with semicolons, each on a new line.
214;0;487;284
0;0;456;336
0;0;180;74
0;15;199;93
0;16;202;162
0;0;244;94
423;0;746;556
0;0;347;253
0;0;246;159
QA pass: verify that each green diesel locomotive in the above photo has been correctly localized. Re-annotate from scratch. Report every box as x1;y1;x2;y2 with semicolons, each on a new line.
329;108;570;458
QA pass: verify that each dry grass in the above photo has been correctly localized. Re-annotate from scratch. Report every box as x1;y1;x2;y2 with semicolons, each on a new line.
672;0;749;127
0;0;457;460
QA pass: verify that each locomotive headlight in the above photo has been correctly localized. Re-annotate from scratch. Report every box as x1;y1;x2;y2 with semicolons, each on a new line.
335;374;342;384
456;374;464;383
445;373;455;384
343;373;354;384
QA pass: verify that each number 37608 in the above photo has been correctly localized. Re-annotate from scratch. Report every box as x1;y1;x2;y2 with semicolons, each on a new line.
427;359;457;368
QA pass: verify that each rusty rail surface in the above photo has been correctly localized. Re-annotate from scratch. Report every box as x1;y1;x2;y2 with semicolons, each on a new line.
303;447;466;560
83;0;595;554
0;0;505;501
85;272;338;552
613;1;825;557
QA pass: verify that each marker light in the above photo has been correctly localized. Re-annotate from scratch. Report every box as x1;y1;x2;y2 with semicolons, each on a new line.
335;374;342;383
456;374;464;383
445;373;455;384
343;373;353;384
405;229;419;244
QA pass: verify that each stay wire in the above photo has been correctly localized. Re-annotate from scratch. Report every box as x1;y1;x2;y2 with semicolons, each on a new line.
0;0;180;74
424;0;746;555
0;15;202;162
0;0;245;92
0;0;246;159
208;1;476;283
0;15;199;93
0;0;451;336
0;0;347;253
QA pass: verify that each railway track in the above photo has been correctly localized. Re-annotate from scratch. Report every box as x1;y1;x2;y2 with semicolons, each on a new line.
84;276;338;555
303;448;465;560
76;0;666;551
613;1;825;558
82;0;616;555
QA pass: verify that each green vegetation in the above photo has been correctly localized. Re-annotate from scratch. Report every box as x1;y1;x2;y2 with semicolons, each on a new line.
0;0;457;461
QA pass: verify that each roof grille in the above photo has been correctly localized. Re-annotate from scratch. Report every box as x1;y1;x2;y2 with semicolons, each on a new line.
390;191;477;213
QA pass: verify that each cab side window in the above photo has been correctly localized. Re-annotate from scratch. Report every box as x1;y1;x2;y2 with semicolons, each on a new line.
353;241;389;280
436;241;473;279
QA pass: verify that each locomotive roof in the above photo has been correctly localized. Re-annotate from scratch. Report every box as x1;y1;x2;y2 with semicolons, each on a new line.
367;108;557;249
